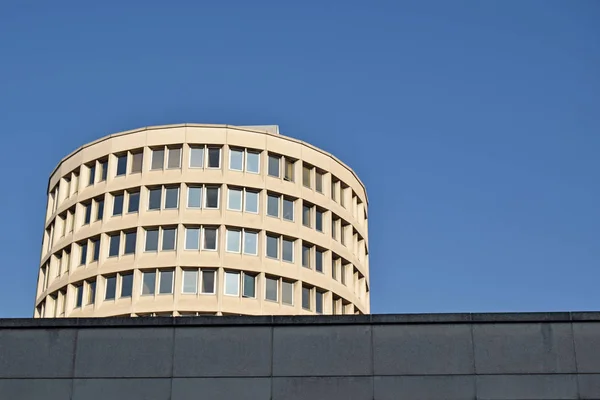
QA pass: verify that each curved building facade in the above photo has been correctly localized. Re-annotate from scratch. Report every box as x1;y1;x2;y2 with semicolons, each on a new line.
35;124;369;317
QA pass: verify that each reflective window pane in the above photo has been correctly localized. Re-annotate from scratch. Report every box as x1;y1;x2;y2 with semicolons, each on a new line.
316;210;323;232
202;270;215;294
120;273;133;297
88;164;96;186
302;244;311;267
116;155;127;176
229;149;243;171
268;155;280;177
267;194;279;217
226;229;241;253
303;205;311;227
96;199;104;221
148;188;162;210
113;194;124;216
266;235;278;259
142;271;156;295
224;271;239;296
185;228;200;250
315;171;323;193
124;232;136;255
75;285;83;307
227;188;242;211
131;152;143;173
159;270;174;294
187;187;202;208
316;249;324;272
282;281;294;305
245;191;259;213
243;231;258;255
105;276;116;300
205;187;219;209
316;291;323;314
303;165;311;188
282;239;294;263
167;147;181;169
283;198;294;221
182;270;198;294
246;151;259;173
100;161;108;181
145;229;159;251
128;191;140;213
84;203;92;224
162;228;177;251
302;286;311;310
243;274;256;298
165;187;179;209
151;149;164;170
109;234;120;257
266;277;278;302
189;147;204;168
92;238;100;261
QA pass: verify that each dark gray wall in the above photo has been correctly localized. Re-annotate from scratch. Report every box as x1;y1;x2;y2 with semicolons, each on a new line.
0;313;599;400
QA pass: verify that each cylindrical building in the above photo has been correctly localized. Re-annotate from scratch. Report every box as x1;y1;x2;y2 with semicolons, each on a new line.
35;124;369;317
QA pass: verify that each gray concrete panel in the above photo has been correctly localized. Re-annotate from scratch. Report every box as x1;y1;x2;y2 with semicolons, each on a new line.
476;374;579;400
578;374;600;399
0;379;72;400
473;323;576;374
374;375;475;400
72;378;171;400
0;329;76;378
171;378;271;400
272;325;372;376
573;322;600;373
272;377;373;400
373;324;474;375
74;327;174;378
173;326;271;377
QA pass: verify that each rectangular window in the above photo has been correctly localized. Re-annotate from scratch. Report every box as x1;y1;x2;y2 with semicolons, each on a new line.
75;284;83;308
316;291;323;314
87;280;96;305
203;227;218;250
227;188;242;211
159;270;174;294
185;228;200;250
303;165;311;188
148;187;162;210
207;147;221;168
99;160;108;182
282;281;294;305
151;149;164;170
182;270;198;294
284;159;294;182
246;151;260;173
302;286;311;310
229;148;243;171
128;190;140;213
124;231;136;255
315;171;323;193
224;271;240;296
79;242;87;265
205;187;220;209
226;229;241;253
167;147;181;169
283;198;294;221
142;271;156;295
302;204;311;227
243;231;258;255
189;146;205;168
84;203;92;225
92;238;100;262
96;198;104;221
332;217;338;240
268;154;280;177
145;229;159;251
267;194;279;217
120;273;133;298
266;234;278;259
341;265;347;285
243;273;256;298
165;187;179;209
331;178;338;202
302;244;311;268
188;187;202;208
131;151;143;173
316;210;323;232
316;249;324;272
116;155;127;176
88;164;95;186
202;270;216;294
109;234;120;257
265;277;278;302
105;276;116;300
113;194;124;216
282;238;294;263
162;228;177;251
245;190;259;213
332;258;337;280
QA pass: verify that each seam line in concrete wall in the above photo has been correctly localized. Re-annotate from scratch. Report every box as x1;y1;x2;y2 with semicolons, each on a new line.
69;328;79;400
169;327;175;400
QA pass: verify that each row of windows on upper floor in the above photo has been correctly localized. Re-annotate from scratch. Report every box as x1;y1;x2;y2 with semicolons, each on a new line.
37;266;362;319
47;145;367;223
44;185;368;258
40;225;369;300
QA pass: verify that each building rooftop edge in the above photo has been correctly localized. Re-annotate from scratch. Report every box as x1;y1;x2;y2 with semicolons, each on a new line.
3;312;599;328
46;123;369;204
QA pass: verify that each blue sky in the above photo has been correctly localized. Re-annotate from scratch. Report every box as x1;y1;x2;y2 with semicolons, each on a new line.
0;1;598;317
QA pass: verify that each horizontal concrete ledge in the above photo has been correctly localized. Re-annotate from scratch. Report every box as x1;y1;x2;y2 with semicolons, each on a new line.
2;311;600;329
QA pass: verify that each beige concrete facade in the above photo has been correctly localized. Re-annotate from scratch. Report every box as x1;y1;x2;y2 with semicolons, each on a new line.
35;124;369;318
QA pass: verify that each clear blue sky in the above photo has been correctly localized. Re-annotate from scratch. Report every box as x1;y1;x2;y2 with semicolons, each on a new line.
0;1;598;317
